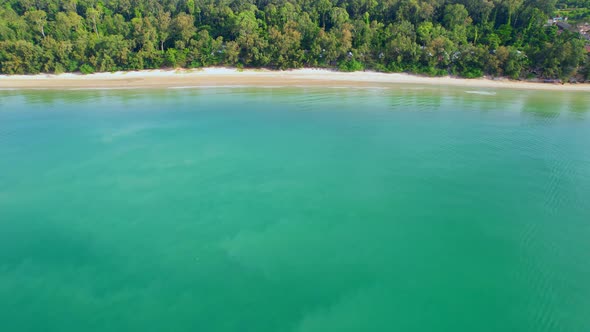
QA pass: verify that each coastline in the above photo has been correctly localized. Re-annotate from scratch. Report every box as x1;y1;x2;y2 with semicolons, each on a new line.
1;67;590;91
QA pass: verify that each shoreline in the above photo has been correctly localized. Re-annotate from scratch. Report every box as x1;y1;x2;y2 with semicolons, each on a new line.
1;67;590;91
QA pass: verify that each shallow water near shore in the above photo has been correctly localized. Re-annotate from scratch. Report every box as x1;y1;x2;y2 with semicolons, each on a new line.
1;86;589;331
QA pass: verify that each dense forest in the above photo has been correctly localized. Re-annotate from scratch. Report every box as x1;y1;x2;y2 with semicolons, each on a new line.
0;0;589;80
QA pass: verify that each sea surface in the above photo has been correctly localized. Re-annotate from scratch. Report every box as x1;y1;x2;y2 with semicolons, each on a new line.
1;86;589;331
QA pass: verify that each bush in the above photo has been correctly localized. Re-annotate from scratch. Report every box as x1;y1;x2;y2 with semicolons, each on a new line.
79;64;95;75
165;48;178;67
67;60;79;72
387;62;404;73
461;68;484;78
373;63;390;72
416;66;447;77
338;59;364;72
188;60;202;68
53;63;65;74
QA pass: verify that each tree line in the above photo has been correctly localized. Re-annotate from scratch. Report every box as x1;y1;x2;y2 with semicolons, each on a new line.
556;0;590;23
0;0;589;81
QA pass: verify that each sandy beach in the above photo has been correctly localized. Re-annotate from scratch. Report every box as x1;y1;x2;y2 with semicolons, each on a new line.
1;67;590;91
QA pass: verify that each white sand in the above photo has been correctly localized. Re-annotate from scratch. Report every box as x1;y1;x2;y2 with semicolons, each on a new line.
1;67;589;91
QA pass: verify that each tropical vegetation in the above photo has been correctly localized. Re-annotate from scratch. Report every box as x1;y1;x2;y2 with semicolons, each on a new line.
0;0;589;81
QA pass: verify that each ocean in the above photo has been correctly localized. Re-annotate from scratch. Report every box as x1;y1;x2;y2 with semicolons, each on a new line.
1;86;589;331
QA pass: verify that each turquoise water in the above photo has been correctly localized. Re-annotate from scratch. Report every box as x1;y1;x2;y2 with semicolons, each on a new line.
1;87;589;331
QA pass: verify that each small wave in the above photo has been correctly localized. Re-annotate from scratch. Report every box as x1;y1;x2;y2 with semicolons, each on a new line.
325;86;388;90
465;90;497;96
168;86;201;89
68;87;142;91
0;87;47;91
168;85;300;90
168;85;258;89
400;87;426;90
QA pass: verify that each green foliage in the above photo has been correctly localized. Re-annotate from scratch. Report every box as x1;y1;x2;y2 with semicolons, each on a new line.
0;40;42;74
582;58;590;80
417;66;448;77
338;59;364;71
79;64;95;74
461;68;484;78
0;0;587;80
556;0;590;23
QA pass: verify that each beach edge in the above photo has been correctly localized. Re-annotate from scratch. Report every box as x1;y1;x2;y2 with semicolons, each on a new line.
1;67;589;91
